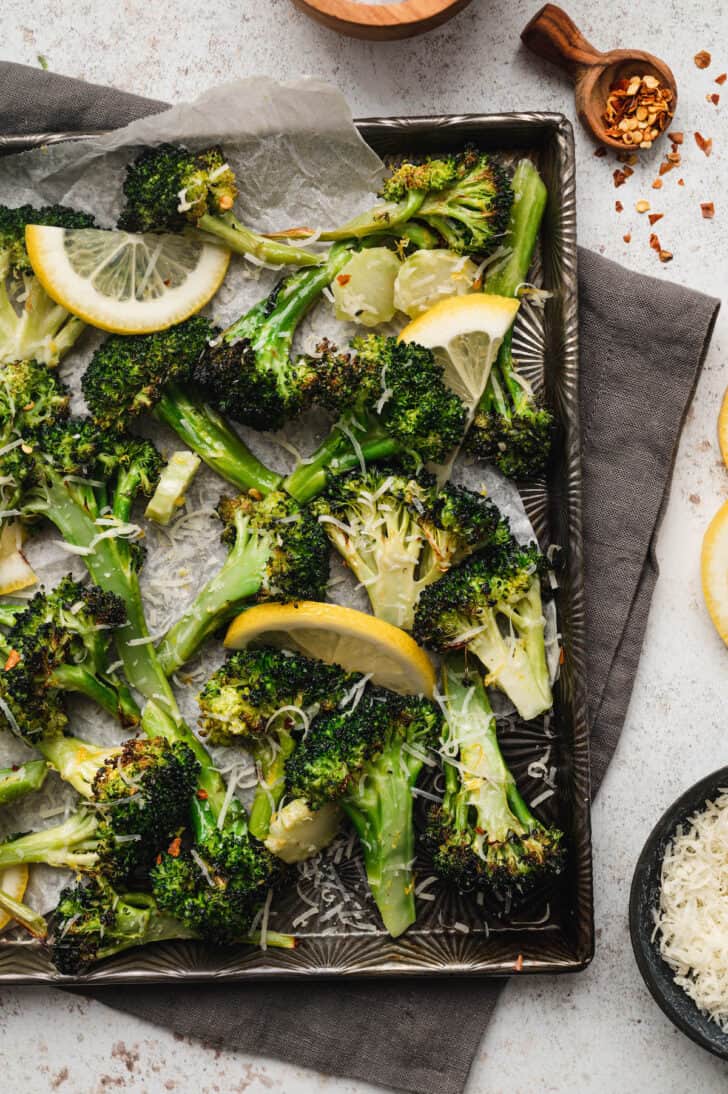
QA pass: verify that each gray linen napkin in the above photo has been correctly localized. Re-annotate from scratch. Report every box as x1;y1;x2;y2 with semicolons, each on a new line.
0;60;720;1094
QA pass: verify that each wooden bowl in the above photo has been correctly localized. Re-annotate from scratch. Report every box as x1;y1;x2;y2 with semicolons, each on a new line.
290;0;473;40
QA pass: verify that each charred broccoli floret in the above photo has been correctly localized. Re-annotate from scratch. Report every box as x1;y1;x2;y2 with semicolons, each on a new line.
155;491;330;676
0;204;96;365
284;335;467;504
198;647;355;838
313;465;511;629
118;142;320;268
413;542;553;721
286;683;442;937
82;318;280;496
426;655;564;899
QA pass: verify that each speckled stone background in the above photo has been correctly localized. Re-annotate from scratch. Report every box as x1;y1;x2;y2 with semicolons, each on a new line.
1;1;728;1091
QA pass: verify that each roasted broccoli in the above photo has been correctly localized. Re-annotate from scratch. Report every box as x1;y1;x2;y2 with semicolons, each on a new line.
198;647;355;839
468;159;554;478
426;654;564;899
193;245;356;430
118;142;320;268
49;877;295;975
413;542;553;721
271;150;512;256
82;317;281;496
0;759;48;807
0;735;198;885
0;204;96;365
286;683;442;937
313;465;511;629
284;335;468;504
156;491;330;676
0;576;139;740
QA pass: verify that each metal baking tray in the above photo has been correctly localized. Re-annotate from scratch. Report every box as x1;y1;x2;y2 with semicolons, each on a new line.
0;112;592;983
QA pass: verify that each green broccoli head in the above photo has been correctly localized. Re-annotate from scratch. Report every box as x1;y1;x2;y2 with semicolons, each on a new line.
0;359;71;435
118;143;237;233
198;646;356;746
0;204;96;274
217;489;330;603
33;417;102;477
351;335;467;463
82;317;215;430
406;475;513;571
468;402;554;479
416;149;514;255
380;157;458;203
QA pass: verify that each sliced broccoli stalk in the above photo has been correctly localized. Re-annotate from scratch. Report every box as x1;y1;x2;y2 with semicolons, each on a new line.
468;159;554;478
145;450;201;525
0;759;48;807
426;654;564;898
0;810;102;872
263;799;342;864
156;491;329;676
118;143;321;268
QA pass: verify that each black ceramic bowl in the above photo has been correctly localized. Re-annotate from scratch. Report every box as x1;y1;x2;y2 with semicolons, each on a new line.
630;766;728;1061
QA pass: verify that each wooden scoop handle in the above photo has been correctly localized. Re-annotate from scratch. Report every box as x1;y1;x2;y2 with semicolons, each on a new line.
521;4;605;78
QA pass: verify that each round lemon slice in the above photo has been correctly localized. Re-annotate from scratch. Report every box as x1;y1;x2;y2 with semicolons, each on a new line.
225;601;435;697
0;865;29;932
398;293;519;412
702;500;728;645
718;388;728;468
26;225;230;334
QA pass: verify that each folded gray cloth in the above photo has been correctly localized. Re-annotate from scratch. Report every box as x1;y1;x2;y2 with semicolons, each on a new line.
0;60;720;1094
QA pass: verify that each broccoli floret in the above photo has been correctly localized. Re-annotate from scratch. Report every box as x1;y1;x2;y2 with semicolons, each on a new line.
0;759;48;808
193;245;356;430
269;151;511;257
118;143;320;268
82;319;281;496
413;542;553;721
197;647;355;838
286;684;442;937
427;655;564;899
156;491;330;677
284;335;467;504
0;204;96;365
0;576;139;742
0;736;198;886
263;799;342;864
312;465;511;629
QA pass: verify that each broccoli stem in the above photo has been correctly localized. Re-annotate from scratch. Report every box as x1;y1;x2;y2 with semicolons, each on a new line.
341;745;420;938
33;736;119;798
0;887;47;938
316;190;426;242
0;810;99;870
156;513;270;677
283;415;401;504
0;759;48;807
196;211;322;268
248;728;296;840
49;663;141;726
154;383;281;496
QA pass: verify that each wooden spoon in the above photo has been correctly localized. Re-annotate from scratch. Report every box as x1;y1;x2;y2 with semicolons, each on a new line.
290;0;472;41
521;4;678;151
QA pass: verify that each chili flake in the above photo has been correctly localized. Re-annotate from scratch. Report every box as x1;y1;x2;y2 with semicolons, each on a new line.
695;132;713;156
694;51;712;69
648;213;664;226
701;202;715;219
716;74;727;86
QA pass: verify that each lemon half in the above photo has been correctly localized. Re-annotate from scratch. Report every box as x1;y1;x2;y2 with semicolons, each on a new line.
0;865;29;932
225;601;435;697
26;225;230;334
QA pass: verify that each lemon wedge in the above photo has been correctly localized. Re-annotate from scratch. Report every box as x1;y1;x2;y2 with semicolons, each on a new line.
718;388;728;468
225;601;435;697
701;499;728;644
398;293;519;412
0;865;29;932
25;225;230;334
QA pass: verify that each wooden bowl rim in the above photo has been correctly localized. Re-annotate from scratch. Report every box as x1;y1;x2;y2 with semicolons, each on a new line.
295;0;464;29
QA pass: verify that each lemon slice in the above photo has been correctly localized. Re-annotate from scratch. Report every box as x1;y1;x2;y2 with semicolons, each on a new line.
718;388;728;468
225;601;435;697
26;225;230;334
398;293;519;412
0;865;29;932
701;500;728;644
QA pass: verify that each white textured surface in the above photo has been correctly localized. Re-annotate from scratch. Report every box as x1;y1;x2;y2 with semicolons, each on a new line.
1;1;728;1091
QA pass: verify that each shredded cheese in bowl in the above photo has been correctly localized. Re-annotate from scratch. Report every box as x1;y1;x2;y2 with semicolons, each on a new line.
655;789;728;1029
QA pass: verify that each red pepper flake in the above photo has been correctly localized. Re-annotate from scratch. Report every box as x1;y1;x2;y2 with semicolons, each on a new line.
613;169;628;188
695;132;713;156
659;250;673;263
196;788;209;800
623;232;632;243
716;74;727;86
648;213;664;225
594;146;608;157
658;161;673;176
615;200;624;212
559;647;566;665
156;853;162;865
707;93;720;105
701;202;715;219
668;131;684;144
649;232;662;252
167;836;182;858
336;274;351;286
678;178;685;186
3;650;19;671
514;954;524;972
694;50;712;69
652;179;663;190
